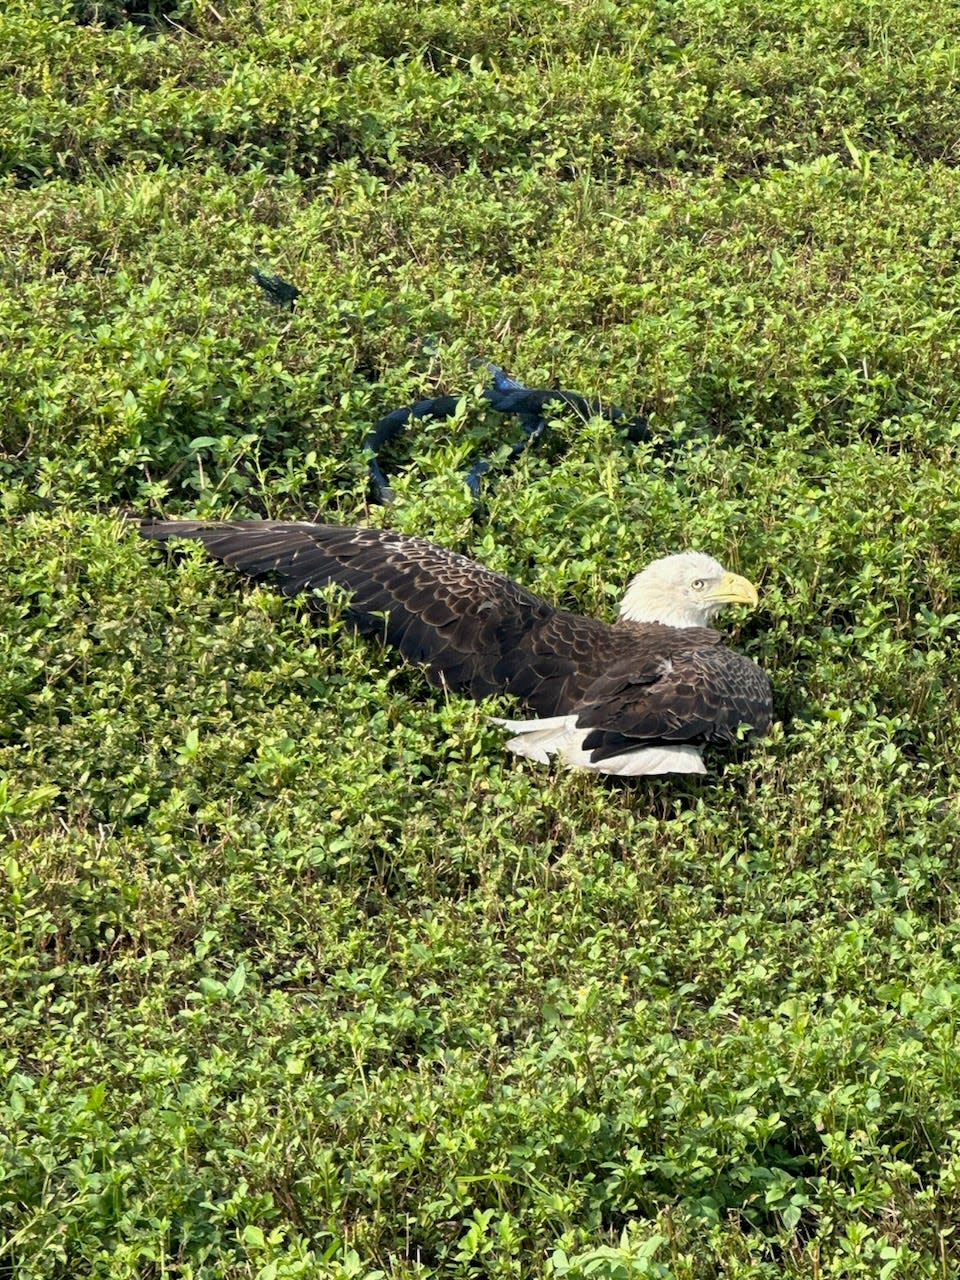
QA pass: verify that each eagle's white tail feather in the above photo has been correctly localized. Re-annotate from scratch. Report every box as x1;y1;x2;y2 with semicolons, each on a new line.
595;745;707;776
490;715;572;734
490;717;707;776
497;716;581;765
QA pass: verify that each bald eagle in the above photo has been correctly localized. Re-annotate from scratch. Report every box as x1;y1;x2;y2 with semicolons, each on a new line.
139;521;772;777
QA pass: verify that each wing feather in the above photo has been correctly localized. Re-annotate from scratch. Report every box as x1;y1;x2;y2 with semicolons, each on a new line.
139;520;583;708
575;647;772;760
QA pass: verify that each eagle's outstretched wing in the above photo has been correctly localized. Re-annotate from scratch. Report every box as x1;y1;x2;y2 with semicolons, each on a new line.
139;520;593;711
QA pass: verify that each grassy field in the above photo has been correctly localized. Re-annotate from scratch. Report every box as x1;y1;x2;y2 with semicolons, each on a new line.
5;0;960;1275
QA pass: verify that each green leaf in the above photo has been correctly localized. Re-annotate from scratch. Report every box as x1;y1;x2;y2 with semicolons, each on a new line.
226;962;247;998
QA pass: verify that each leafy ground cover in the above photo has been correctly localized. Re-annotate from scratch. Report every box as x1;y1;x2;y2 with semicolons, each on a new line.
4;1;960;1276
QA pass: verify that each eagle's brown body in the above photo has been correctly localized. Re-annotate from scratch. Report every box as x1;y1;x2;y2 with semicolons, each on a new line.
139;521;772;774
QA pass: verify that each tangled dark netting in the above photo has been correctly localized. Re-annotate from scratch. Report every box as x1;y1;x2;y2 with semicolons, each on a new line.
364;363;651;507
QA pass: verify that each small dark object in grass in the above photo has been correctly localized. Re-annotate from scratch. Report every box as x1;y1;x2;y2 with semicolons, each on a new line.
251;268;301;311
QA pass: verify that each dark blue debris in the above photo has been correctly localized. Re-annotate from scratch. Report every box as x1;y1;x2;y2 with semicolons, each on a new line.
251;268;302;311
364;362;650;506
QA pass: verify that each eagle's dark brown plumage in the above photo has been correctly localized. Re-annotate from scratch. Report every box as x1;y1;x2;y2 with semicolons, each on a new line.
139;520;772;776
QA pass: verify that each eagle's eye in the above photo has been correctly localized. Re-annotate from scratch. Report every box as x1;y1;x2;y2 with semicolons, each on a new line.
690;578;705;591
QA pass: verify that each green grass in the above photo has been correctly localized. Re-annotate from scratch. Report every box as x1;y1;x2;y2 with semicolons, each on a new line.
5;0;960;1276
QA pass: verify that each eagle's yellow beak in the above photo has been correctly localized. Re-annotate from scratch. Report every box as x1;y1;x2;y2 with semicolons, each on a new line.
706;571;759;609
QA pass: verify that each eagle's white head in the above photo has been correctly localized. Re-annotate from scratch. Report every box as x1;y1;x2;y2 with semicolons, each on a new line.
618;551;759;628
